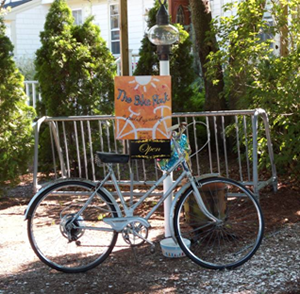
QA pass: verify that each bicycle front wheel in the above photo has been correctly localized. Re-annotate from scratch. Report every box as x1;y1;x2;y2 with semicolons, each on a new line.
27;180;118;273
174;177;264;270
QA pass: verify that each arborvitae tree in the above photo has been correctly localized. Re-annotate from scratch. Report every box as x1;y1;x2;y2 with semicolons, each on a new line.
34;0;74;116
0;6;35;188
134;0;202;112
35;0;116;117
170;27;203;112
71;17;116;115
35;0;116;173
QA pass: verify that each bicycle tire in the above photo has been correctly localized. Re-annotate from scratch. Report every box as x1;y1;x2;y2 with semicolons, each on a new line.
27;180;118;273
173;177;264;270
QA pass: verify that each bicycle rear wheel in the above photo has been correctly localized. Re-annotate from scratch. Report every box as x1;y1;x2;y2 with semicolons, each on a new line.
27;180;118;273
173;177;264;270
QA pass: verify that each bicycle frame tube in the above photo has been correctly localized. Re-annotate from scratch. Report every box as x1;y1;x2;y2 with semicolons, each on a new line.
70;173;114;224
97;135;220;224
74;132;219;235
102;156;188;217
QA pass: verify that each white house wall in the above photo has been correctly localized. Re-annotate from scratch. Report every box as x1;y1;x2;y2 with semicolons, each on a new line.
4;0;155;60
92;1;109;42
14;5;48;58
127;0;153;55
92;0;153;55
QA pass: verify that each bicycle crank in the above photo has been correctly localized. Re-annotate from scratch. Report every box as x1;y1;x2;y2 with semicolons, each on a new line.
122;221;149;247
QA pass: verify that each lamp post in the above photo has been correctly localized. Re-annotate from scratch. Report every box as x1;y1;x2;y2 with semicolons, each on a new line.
148;0;179;76
148;0;179;238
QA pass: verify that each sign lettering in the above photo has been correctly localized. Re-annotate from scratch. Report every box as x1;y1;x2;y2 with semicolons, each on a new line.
130;140;171;159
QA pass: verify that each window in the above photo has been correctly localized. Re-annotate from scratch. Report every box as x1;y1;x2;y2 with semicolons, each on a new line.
110;4;120;55
72;10;83;25
176;5;185;25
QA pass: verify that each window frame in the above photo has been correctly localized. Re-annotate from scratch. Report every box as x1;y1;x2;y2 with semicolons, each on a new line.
72;9;83;26
109;3;120;56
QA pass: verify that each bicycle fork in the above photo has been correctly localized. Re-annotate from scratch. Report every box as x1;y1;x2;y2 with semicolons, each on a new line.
169;176;221;243
190;179;220;224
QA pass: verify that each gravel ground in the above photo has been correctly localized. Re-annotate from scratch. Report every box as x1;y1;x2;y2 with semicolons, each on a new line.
0;200;299;294
180;223;300;294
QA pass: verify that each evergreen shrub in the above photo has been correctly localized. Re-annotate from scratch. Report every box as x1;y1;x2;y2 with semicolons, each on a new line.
35;0;116;174
0;9;35;190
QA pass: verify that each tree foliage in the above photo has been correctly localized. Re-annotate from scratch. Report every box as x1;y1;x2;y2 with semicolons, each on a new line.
35;0;116;173
35;0;116;117
206;0;300;175
0;7;35;188
134;0;204;112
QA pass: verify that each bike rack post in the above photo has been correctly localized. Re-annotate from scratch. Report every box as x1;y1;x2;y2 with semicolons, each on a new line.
252;110;259;197
32;116;47;193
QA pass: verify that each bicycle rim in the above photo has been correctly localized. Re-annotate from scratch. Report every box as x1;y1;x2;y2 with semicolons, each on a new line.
174;177;264;269
27;181;118;273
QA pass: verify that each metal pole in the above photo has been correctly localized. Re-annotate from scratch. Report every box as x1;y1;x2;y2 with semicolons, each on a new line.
159;49;172;238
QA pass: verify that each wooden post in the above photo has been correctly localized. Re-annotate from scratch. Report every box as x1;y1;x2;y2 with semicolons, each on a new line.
280;3;288;57
119;0;129;76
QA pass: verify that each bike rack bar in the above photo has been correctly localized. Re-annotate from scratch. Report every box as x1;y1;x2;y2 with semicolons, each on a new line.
32;109;278;198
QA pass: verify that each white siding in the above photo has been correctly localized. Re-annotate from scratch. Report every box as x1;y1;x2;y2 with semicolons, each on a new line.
4;0;155;60
4;22;12;41
210;0;239;18
92;0;109;42
127;0;154;55
128;0;145;54
14;5;48;58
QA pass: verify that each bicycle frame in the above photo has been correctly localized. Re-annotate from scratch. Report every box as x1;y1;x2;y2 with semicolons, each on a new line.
25;130;220;242
73;134;220;232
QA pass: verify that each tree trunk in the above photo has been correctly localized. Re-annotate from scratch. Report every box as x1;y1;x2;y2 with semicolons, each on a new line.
189;0;226;111
280;2;288;57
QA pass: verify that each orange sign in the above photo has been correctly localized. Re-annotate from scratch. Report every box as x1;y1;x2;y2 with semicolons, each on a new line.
114;76;172;140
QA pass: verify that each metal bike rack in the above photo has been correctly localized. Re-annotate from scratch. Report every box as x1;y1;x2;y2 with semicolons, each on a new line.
32;109;277;197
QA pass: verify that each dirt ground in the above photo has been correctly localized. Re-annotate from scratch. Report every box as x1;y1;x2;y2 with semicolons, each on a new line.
0;173;299;294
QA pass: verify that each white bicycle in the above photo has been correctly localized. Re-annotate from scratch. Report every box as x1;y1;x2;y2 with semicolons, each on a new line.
25;123;264;273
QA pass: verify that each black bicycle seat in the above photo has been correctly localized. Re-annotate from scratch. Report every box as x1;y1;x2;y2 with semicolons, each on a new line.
96;152;130;164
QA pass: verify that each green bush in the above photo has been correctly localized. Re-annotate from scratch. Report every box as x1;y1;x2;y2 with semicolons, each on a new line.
34;0;116;173
205;0;300;176
0;10;36;189
35;0;116;117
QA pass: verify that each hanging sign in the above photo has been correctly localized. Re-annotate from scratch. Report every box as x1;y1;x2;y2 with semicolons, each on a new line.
114;76;172;140
130;139;171;159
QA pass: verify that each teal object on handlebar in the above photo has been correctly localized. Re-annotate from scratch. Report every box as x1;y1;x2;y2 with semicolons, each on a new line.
157;133;191;171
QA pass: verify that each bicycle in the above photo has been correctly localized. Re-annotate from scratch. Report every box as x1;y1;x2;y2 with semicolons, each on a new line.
25;122;264;273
